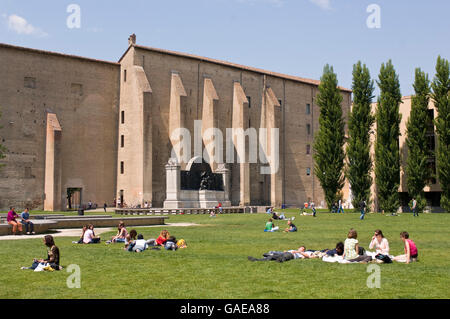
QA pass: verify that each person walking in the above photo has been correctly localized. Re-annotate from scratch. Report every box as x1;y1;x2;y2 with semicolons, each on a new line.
411;198;418;217
359;200;366;220
338;199;344;214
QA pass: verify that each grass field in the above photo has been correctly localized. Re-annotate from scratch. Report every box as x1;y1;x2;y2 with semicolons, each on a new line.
0;210;449;299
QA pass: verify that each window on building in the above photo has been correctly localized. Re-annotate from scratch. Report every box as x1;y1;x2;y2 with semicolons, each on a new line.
24;77;36;89
247;96;251;108
120;161;124;174
278;99;283;107
124;70;127;82
306;103;311;114
71;83;83;96
24;167;32;179
121;135;124;148
307;124;311;135
121;111;125;124
306;167;311;176
306;144;311;155
426;109;435;133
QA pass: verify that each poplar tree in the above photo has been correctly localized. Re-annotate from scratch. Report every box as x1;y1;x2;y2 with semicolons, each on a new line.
313;65;346;211
431;56;450;212
374;60;402;213
405;68;431;213
346;61;375;211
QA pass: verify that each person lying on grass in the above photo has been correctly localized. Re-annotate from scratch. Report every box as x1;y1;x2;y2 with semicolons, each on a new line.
248;246;318;263
106;221;128;244
124;229;137;249
21;235;62;271
272;211;287;220
264;218;279;232
127;234;148;252
146;230;170;247
283;220;297;232
393;231;418;264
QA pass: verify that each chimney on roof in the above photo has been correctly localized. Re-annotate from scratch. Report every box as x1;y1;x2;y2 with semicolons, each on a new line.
128;33;136;46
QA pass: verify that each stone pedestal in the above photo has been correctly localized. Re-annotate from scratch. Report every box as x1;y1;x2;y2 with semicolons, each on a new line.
163;158;183;208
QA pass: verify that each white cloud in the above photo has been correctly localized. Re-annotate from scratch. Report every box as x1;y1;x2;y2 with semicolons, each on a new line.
309;0;332;10
7;14;48;37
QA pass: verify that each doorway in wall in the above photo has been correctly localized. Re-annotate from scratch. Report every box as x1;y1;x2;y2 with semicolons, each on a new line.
67;188;82;210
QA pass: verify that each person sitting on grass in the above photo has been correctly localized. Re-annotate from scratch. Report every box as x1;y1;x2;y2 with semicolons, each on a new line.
343;228;359;261
20;208;35;235
393;231;418;264
272;211;287;220
283;220;297;232
21;235;62;271
124;229;137;249
248;246;317;263
73;225;88;244
368;229;390;256
127;234;148;252
83;224;101;244
106;221;128;244
264;218;279;232
146;230;170;247
343;228;372;263
7;207;23;235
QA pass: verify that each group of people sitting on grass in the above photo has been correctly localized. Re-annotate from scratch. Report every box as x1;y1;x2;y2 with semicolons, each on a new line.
19;222;188;272
71;221;188;252
6;207;35;235
264;217;297;233
250;228;418;264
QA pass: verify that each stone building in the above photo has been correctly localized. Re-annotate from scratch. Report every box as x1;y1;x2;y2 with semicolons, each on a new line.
0;35;352;211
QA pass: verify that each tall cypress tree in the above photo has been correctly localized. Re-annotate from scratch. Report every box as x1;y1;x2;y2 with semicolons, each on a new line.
346;62;375;211
374;60;402;213
431;56;450;212
313;64;346;211
405;68;431;213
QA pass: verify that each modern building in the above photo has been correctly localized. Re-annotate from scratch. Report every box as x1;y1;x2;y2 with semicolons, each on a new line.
0;34;352;211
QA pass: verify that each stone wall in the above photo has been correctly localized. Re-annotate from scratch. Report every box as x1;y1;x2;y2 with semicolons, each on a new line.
0;44;120;211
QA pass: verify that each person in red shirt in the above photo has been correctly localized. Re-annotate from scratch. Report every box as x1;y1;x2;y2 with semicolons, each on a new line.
7;207;23;235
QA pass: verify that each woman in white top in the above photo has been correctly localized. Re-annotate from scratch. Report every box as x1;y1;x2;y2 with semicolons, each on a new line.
369;229;390;255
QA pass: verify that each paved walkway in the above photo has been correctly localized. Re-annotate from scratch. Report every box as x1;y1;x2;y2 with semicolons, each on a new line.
0;223;199;241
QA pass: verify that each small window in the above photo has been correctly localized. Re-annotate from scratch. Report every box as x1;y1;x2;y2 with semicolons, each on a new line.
121;111;125;124
120;161;124;174
306;103;311;115
25;167;32;179
247;96;251;108
24;77;36;89
71;83;83;96
306;168;311;176
307;124;311;135
278;99;283;107
124;70;127;82
306;144;311;155
121;135;124;148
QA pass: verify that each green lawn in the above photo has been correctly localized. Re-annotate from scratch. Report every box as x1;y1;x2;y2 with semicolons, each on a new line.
1;211;449;299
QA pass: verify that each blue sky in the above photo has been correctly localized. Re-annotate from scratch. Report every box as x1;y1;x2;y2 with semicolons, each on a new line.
1;0;449;96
